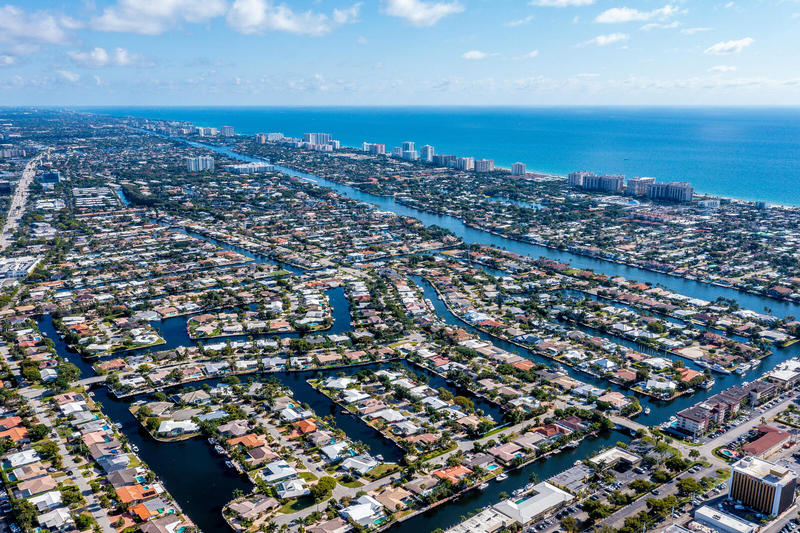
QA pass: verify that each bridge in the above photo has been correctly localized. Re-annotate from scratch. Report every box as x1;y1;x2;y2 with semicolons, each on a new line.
73;375;108;388
608;415;647;435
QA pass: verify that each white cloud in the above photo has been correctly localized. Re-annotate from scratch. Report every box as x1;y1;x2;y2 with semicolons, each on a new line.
506;15;534;27
522;49;539;59
0;5;75;61
57;70;80;82
640;21;679;31
68;47;152;67
582;32;629;46
530;0;595;6
681;27;711;35
382;0;463;27
704;37;754;55
709;65;736;72
461;50;493;60
91;0;227;35
227;0;360;36
595;5;680;24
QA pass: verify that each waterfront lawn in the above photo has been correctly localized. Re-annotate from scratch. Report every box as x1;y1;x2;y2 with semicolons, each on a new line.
279;495;315;514
338;477;363;489
365;463;400;481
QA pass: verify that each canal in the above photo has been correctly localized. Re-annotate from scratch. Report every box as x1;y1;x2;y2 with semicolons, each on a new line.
164;136;800;319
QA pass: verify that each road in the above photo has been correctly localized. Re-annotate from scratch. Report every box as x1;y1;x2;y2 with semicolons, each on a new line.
30;397;115;533
0;152;44;250
601;394;798;530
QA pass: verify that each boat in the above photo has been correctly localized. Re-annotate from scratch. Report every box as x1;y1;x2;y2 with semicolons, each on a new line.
225;460;235;468
703;379;715;389
495;473;509;482
564;440;579;448
207;437;217;445
712;364;731;374
644;407;651;415
214;445;225;455
694;360;710;369
130;444;139;453
735;366;747;375
478;482;489;490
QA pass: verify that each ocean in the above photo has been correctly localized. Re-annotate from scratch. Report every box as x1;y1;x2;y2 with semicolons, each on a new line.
87;106;800;206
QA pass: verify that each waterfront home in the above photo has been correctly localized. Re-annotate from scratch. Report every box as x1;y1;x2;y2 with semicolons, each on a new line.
340;495;385;528
307;517;351;533
276;478;309;499
218;419;250;437
227;433;268;450
261;459;298;484
320;441;351;462
246;445;279;468
513;432;547;452
279;407;313;422
339;454;379;476
432;465;473;484
373;486;413;511
139;516;184;533
488;443;525;465
131;497;173;521
157;420;199;436
229;496;279;521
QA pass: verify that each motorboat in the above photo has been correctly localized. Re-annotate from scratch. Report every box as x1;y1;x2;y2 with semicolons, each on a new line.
495;473;509;482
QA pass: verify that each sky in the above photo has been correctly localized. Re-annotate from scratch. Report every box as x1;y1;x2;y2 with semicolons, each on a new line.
0;0;798;106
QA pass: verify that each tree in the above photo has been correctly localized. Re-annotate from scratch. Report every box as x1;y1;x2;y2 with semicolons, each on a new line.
677;477;702;496
27;424;50;441
12;499;38;528
561;515;578;532
310;476;337;501
74;512;95;530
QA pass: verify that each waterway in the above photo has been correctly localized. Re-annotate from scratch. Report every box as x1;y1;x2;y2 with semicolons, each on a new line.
163;135;800;319
46;130;800;531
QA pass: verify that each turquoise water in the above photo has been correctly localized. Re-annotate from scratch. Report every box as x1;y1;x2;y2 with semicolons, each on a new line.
88;106;800;206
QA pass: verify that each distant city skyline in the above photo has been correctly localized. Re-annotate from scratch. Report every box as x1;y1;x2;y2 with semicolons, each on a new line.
0;0;798;105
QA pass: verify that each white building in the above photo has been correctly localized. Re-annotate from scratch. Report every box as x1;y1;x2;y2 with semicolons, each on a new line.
340;495;385;527
475;159;494;172
511;162;526;176
221;125;235;137
693;506;755;533
186;156;214;172
420;145;434;162
493;482;573;525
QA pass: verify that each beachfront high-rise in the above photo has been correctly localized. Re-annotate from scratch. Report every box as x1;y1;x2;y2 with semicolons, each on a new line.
402;141;415;152
475;159;494;172
647;181;694;202
420;145;434;162
303;133;332;146
511;162;526;176
626;176;656;196
221;126;234;137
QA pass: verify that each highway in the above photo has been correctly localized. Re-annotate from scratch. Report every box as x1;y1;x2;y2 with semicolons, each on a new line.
0;152;44;251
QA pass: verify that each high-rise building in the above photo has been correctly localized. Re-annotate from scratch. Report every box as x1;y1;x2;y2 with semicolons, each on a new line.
475;159;494;172
186;156;215;172
646;181;694;202
433;154;456;167
511;162;526;176
255;134;267;144
568;171;595;187
330;140;340;150
729;457;796;516
402;141;415;152
402;150;419;161
392;147;403;158
455;157;474;171
420;145;434;162
626;176;656;196
581;174;624;193
362;142;386;155
221;126;234;137
267;133;284;141
303;133;332;146
362;142;371;152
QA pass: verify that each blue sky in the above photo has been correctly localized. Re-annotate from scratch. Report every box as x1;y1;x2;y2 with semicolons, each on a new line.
0;0;798;105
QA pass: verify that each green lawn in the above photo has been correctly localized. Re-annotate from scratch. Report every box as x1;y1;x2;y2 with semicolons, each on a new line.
279;496;316;514
365;464;400;481
299;471;318;482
